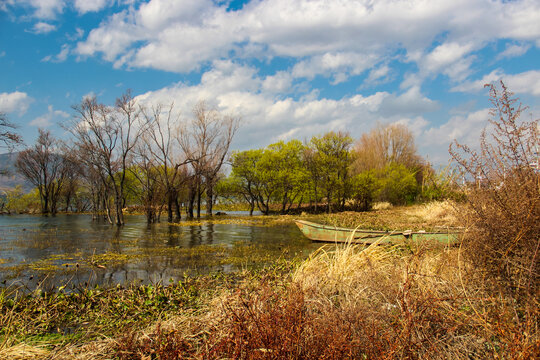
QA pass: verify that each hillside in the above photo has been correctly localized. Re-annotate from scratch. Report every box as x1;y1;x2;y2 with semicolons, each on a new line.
0;152;33;193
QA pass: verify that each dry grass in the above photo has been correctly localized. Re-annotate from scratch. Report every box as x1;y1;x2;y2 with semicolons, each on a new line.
312;200;463;231
0;343;49;360
101;238;538;359
404;200;459;226
372;201;393;210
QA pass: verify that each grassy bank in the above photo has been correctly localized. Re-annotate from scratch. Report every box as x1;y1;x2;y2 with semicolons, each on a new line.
1;202;537;359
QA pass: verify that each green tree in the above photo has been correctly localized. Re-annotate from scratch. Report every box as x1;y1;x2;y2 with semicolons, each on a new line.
375;163;418;205
350;171;378;211
265;140;308;214
309;132;353;213
229;149;265;215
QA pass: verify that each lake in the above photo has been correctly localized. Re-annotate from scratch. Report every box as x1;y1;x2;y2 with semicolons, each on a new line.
0;213;320;290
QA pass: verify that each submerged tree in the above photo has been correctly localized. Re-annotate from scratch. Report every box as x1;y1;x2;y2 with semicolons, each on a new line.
70;91;147;225
15;129;69;215
181;101;239;217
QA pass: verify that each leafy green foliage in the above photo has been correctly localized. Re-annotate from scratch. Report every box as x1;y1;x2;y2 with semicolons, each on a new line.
2;185;41;214
349;171;378;211
375;163;418;205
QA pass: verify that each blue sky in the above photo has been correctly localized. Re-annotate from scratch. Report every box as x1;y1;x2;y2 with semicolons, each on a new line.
0;0;539;164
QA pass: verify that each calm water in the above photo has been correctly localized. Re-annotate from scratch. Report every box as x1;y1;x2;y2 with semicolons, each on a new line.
0;214;319;290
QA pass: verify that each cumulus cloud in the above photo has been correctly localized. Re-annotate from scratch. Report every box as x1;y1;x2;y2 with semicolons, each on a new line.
451;69;540;96
29;105;69;127
73;0;110;14
5;0;65;19
72;0;540;82
0;91;33;115
134;62;442;152
292;52;379;84
30;21;57;34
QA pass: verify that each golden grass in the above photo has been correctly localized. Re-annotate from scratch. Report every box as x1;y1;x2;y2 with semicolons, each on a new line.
312;200;463;231
405;200;459;226
0;343;49;360
372;201;393;210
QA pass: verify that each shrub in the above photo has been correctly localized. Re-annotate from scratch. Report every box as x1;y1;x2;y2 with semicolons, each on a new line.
450;81;539;301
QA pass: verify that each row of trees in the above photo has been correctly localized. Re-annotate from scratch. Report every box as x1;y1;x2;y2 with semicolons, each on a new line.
6;93;458;222
12;92;239;225
218;124;455;215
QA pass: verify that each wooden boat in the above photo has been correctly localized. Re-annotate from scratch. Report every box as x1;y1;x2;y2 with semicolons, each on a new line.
294;220;459;245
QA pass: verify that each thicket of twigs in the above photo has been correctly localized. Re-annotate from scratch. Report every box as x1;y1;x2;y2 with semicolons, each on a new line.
450;82;539;302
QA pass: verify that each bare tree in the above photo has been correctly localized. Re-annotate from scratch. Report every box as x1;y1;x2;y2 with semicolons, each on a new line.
15;129;69;215
181;101;239;217
0;112;22;149
70;91;146;225
140;103;192;222
130;143;163;223
0;112;23;176
352;123;422;173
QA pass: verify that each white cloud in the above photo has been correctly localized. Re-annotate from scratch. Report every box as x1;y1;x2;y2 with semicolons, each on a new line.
365;64;392;86
262;71;293;94
0;91;33;115
67;28;85;41
30;21;57;34
134;62;442;151
496;43;531;60
8;0;65;19
292;52;379;84
452;69;540;96
423;108;490;146
42;44;69;62
73;0;540;82
29;105;69;127
74;0;110;14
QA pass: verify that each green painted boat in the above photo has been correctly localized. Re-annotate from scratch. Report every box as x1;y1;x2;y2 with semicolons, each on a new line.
294;220;459;245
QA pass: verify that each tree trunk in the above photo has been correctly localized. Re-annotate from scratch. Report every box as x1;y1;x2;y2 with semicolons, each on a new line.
173;196;181;222
187;188;195;218
206;183;213;216
115;194;124;226
196;188;201;218
167;192;174;222
327;190;331;214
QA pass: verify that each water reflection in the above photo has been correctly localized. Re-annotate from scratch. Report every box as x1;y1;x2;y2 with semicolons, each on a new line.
0;214;319;290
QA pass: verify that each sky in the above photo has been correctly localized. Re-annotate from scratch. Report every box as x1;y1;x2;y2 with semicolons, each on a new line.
0;0;539;165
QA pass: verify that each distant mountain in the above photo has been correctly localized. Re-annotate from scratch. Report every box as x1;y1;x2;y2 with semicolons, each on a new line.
0;152;33;193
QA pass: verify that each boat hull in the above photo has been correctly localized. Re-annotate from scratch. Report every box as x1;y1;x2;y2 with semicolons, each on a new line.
294;220;459;245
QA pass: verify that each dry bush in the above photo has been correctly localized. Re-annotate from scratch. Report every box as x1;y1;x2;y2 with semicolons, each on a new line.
450;82;539;301
202;282;390;359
